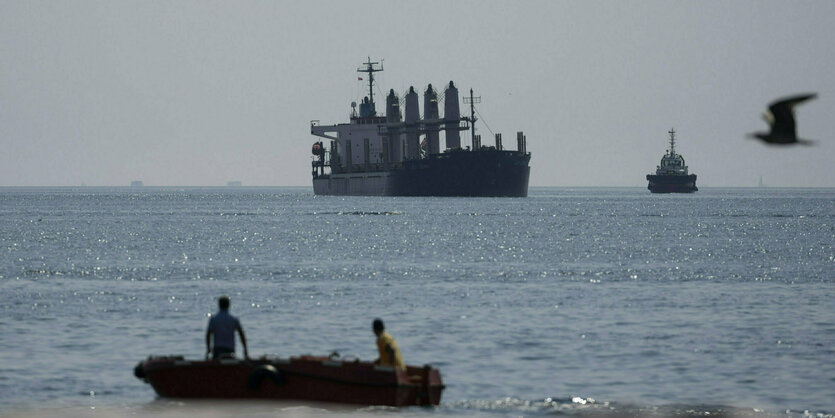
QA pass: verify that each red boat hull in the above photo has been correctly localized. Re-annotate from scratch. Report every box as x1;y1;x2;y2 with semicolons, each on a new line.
135;356;443;407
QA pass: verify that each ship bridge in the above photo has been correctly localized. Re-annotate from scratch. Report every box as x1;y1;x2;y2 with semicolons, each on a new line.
654;129;690;176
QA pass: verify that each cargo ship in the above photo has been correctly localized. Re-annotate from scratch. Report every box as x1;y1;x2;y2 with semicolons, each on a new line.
646;128;698;193
310;59;530;196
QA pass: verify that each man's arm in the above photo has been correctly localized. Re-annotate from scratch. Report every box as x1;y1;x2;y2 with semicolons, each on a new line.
205;329;212;359
373;338;382;363
237;323;249;359
385;344;396;365
375;340;395;366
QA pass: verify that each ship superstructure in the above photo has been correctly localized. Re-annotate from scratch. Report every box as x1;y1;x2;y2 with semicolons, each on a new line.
646;128;698;193
309;58;530;196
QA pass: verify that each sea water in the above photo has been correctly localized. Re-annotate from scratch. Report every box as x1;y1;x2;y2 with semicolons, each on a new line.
0;187;832;417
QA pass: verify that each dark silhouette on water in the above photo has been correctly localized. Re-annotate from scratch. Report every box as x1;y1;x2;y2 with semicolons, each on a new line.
372;318;405;369
749;93;817;145
205;295;249;359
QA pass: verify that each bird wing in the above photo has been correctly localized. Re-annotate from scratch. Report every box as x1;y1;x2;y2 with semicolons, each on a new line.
767;93;817;136
761;110;774;125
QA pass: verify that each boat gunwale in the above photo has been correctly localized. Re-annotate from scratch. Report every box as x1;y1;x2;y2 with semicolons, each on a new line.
141;357;444;390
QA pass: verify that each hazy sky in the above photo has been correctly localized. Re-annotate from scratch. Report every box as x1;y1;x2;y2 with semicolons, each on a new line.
1;1;833;187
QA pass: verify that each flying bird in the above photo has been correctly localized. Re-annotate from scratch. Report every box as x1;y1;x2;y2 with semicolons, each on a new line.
749;93;817;145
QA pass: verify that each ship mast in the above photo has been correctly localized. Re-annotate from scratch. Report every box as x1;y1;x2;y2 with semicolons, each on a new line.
668;128;677;157
357;57;383;116
463;88;481;146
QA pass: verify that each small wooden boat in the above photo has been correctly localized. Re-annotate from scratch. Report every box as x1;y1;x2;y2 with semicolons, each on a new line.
134;354;444;407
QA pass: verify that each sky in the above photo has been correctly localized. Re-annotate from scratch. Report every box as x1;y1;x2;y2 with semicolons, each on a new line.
1;0;833;187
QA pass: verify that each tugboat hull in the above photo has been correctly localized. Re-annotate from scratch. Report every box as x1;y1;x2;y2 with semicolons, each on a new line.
646;174;698;193
314;150;530;197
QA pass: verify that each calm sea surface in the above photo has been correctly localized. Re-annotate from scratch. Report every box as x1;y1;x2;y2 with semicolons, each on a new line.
0;187;833;417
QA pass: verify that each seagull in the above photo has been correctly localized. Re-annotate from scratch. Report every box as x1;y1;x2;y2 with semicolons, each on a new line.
749;93;817;145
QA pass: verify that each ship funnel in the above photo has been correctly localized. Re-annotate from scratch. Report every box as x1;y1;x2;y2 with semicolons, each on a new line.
386;89;404;163
405;87;419;123
517;131;527;154
404;86;420;160
424;84;440;155
444;81;461;149
386;89;401;123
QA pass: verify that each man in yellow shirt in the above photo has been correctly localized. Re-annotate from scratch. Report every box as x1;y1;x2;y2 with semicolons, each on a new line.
372;318;405;369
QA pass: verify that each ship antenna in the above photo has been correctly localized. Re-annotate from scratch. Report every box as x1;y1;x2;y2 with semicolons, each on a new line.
463;88;481;146
668;128;676;156
357;57;383;116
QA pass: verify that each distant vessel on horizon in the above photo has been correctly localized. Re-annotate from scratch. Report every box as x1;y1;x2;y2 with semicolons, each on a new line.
130;180;144;187
646;129;698;193
227;181;242;187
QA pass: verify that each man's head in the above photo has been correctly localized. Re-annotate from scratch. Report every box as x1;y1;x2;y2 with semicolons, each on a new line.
372;318;384;336
218;295;230;311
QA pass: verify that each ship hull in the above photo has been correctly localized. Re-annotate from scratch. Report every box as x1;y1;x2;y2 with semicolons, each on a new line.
314;150;530;197
646;174;698;193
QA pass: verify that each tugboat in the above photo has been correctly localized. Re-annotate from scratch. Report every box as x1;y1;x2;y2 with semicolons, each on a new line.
309;58;531;196
646;128;698;193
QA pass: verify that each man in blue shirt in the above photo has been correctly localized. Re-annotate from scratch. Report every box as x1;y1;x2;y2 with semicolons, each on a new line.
205;295;249;359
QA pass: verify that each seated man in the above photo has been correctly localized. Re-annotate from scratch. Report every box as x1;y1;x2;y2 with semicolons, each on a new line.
372;318;405;369
205;295;249;359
